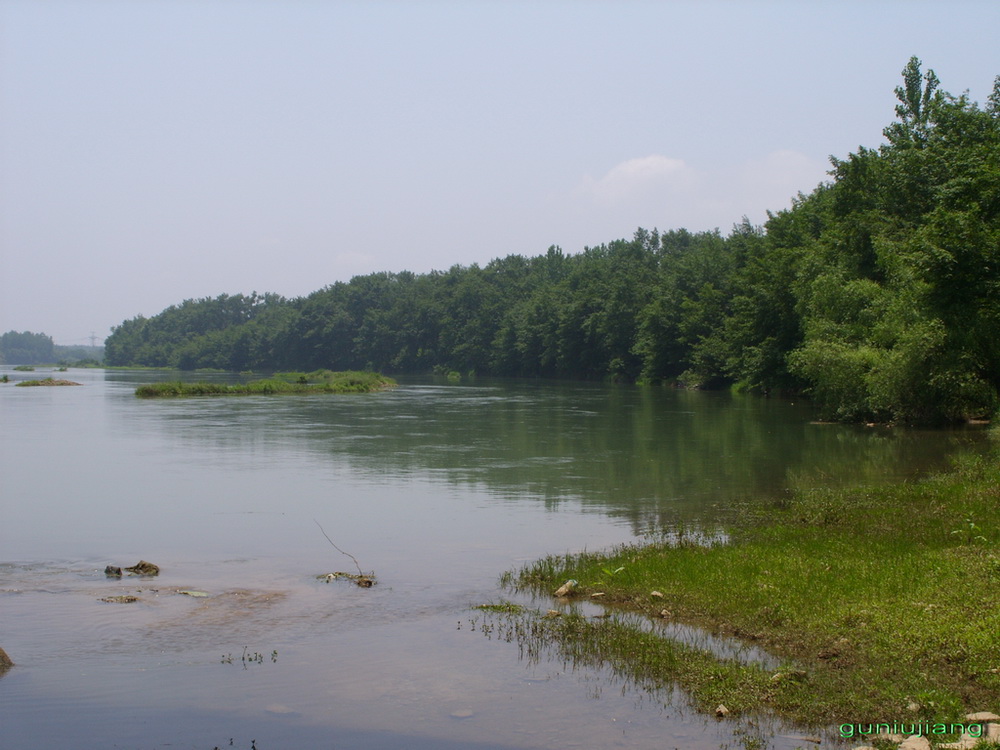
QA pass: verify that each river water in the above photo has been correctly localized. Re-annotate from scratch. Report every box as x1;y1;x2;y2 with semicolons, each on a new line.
0;368;987;750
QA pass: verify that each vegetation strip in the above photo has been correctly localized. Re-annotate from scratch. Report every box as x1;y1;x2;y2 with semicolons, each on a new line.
494;451;1000;735
134;370;395;397
15;377;82;386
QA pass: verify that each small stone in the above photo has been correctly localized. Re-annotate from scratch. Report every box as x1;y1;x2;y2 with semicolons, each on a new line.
659;609;672;618
770;670;807;684
590;592;605;598
898;735;931;750
650;591;664;598
907;700;921;712
124;560;159;576
104;565;123;577
543;609;561;618
714;704;729;717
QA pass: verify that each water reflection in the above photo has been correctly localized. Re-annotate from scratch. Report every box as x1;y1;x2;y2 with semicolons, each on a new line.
120;374;989;534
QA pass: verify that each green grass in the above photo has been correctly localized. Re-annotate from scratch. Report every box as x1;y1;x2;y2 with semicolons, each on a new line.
135;370;395;398
498;450;1000;732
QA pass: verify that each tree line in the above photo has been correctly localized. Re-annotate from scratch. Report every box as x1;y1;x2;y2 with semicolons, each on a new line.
1;331;54;365
104;59;1000;425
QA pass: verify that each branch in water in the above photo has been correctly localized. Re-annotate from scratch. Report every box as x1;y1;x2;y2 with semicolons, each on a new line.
313;519;364;577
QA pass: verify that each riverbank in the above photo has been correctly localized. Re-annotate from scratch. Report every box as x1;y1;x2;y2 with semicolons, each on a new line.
499;448;1000;740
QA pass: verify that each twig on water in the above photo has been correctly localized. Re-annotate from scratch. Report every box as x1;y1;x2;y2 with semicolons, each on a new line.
313;519;364;577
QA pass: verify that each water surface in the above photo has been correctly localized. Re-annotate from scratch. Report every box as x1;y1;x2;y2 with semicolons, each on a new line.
0;368;987;749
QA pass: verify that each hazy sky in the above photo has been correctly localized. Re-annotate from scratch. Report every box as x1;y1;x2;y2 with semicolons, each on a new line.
2;1;999;345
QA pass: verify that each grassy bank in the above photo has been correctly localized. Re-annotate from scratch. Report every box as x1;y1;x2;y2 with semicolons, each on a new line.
135;370;395;397
498;450;1000;734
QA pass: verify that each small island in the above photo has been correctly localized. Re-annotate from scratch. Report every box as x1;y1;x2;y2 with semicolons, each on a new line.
15;377;82;387
134;370;395;398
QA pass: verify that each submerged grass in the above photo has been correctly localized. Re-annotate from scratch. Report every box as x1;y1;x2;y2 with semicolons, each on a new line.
499;450;1000;731
135;370;395;398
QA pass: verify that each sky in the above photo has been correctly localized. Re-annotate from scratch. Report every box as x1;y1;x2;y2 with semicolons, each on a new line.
2;1;999;345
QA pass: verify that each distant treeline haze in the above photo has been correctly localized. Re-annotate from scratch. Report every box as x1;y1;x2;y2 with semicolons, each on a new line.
104;59;1000;425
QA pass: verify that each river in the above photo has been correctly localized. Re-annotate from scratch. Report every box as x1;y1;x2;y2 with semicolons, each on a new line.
0;367;987;750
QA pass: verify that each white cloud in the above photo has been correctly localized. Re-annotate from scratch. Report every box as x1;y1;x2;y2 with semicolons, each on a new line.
576;155;696;206
561;150;829;241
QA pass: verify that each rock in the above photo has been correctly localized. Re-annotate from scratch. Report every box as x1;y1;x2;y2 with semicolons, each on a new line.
543;609;562;618
714;704;730;717
0;647;13;671
590;592;606;598
988;723;1000;741
553;579;577;597
965;712;1000;722
124;560;159;576
104;565;123;577
898;736;931;750
659;609;672;618
650;590;664;598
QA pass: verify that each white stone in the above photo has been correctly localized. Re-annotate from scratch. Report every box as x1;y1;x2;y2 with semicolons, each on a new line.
898;735;931;750
965;712;1000;722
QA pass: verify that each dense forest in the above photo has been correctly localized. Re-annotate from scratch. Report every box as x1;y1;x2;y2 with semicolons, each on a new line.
0;331;103;365
104;59;1000;425
1;331;54;365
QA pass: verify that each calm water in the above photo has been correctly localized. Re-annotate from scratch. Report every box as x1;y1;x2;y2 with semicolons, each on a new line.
0;368;988;750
